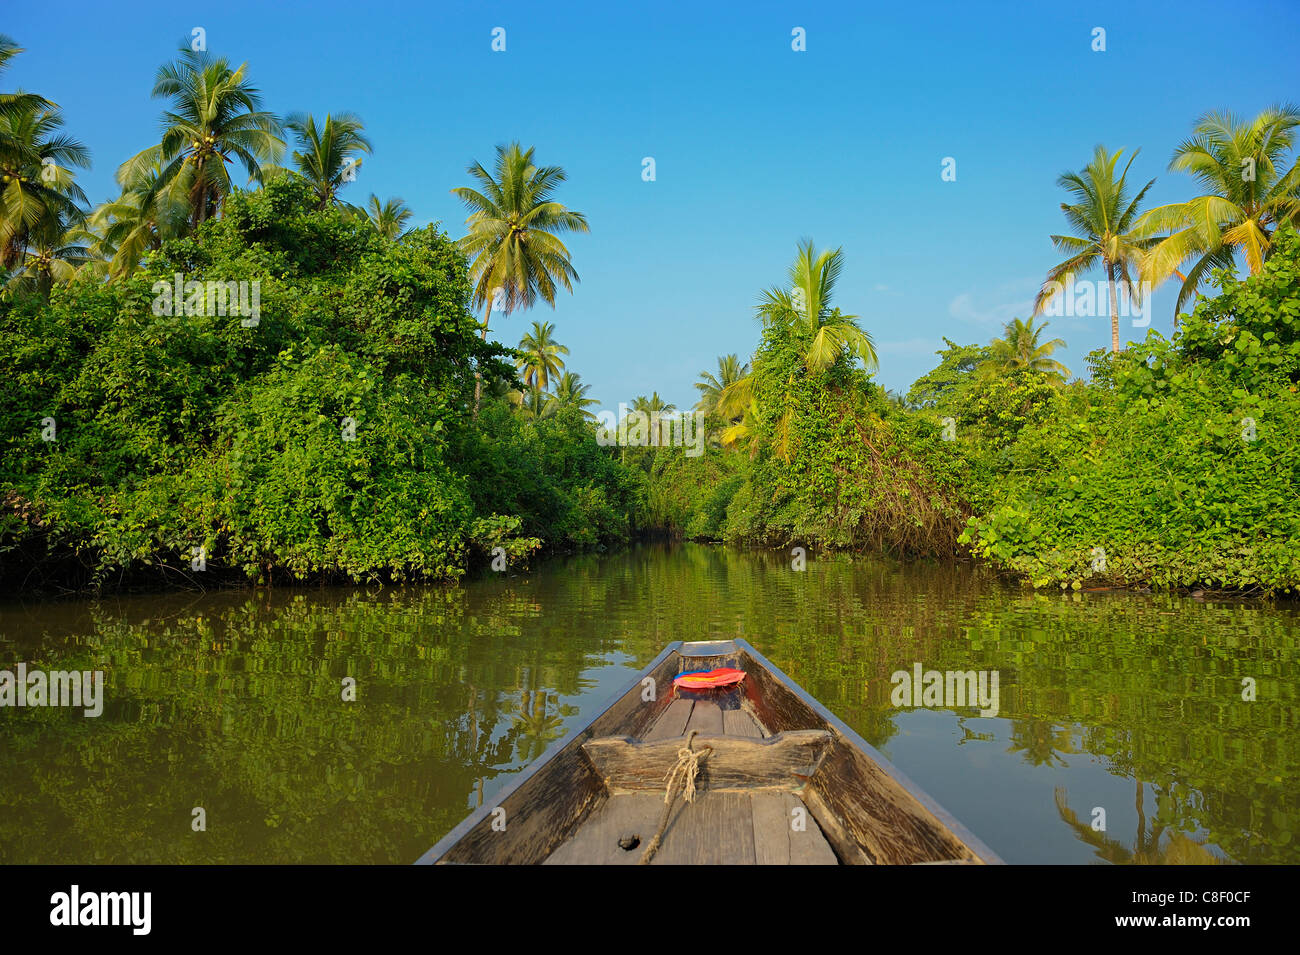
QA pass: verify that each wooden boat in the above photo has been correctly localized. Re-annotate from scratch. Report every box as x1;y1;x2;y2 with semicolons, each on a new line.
417;639;1003;865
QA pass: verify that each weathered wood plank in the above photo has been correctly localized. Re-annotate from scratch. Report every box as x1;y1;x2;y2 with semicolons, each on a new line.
678;648;746;672
750;791;790;864
542;793;664;865
739;656;823;735
750;792;841;865
685;699;724;736
786;793;841;865
581;730;832;793
806;740;972;865
650;792;756;865
801;785;872;864
588;652;685;742
643;698;694;741
439;744;607;864
722;707;765;738
545;792;840;865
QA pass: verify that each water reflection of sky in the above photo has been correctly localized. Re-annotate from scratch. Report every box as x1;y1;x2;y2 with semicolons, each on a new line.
880;709;1229;864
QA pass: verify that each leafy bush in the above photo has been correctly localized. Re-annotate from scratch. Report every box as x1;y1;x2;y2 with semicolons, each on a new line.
638;446;747;540
640;228;1300;593
0;180;622;591
704;321;970;554
962;226;1300;593
454;399;641;552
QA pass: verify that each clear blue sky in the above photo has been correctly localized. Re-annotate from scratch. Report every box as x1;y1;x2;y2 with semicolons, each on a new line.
7;0;1300;413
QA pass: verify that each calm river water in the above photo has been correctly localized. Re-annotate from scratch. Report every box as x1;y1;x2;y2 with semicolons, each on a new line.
1;542;1296;863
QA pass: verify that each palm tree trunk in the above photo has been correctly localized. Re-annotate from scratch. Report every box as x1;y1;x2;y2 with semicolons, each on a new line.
1171;269;1187;329
192;158;209;229
1135;778;1147;852
1106;260;1120;353
469;682;482;807
473;301;494;417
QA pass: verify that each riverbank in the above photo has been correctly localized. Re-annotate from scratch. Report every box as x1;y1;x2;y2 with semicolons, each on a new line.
638;229;1300;597
4;196;1298;598
0;181;638;597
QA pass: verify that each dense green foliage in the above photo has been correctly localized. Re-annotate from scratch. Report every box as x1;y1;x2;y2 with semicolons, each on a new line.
962;226;1300;593
640;447;747;541
0;180;632;590
455;399;640;549
641;319;970;555
643;229;1300;594
904;337;990;410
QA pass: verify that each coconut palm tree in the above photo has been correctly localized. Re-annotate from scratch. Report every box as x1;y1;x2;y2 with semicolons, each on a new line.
757;239;878;374
714;369;759;451
452;142;588;408
716;369;755;422
121;47;284;229
630;392;677;446
86;146;188;278
364;194;412;239
719;397;761;455
0;36;56;189
725;241;875;460
480;369;517;402
516;320;569;391
1137;106;1300;314
0;97;89;269
694;354;750;417
1033;146;1158;353
984;317;1070;382
282;111;371;209
0;36;48;129
631;392;675;419
512;384;554;421
4;205;89;298
548;371;598;419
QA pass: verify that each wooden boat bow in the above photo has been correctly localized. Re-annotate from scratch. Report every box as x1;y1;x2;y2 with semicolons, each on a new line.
416;639;1003;865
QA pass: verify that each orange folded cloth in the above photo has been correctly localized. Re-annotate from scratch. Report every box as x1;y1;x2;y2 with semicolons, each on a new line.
673;667;746;689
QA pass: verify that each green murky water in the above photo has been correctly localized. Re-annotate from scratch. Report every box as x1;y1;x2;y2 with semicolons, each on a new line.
1;543;1296;864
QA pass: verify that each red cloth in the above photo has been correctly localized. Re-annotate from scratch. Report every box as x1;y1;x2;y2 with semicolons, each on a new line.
673;667;746;689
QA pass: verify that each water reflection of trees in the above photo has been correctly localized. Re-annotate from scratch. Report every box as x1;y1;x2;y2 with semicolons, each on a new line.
0;542;1296;863
1007;720;1077;767
1055;785;1226;864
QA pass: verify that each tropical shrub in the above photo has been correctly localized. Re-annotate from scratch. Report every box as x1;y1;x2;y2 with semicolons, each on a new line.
712;321;969;554
639;447;748;541
454;399;641;551
0;179;623;591
962;226;1300;593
